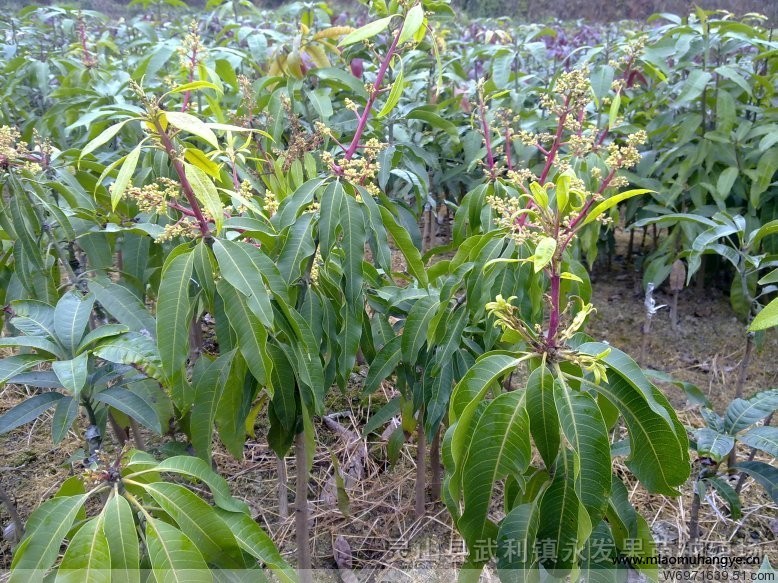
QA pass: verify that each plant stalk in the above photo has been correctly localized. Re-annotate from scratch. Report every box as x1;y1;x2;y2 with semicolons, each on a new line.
429;426;442;502
415;419;426;519
278;455;289;520
295;431;312;582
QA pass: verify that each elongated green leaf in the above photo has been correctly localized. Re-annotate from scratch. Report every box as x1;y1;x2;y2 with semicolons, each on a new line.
90;278;156;335
191;350;235;461
536;453;591;573
93;331;164;382
0;336;64;359
341;193;366;304
111;142;142;210
103;493;140;583
54;291;94;354
277;212;315;286
9;495;87;578
143;482;242;562
732;461;778;503
376;66;404;118
531;237;556;272
750;298;778;331
578;373;689;495
459;391;531;558
10;300;57;340
157;248;195;399
79;119;131;160
401;295;439;363
216;280;271;387
338;16;394;46
496;502;540;576
554;379;611;526
77;325;130;354
212;239;273;328
364;335;401;395
93;386;162;434
127;456;247;513
724;390;778;434
704;476;742;520
164;111;219;149
185;162;223;235
379;206;428;286
581;521;625;583
526;366;560;469
215;509;293;581
398;3;424;44
57;514;111;583
739;426;778;458
0;391;63;435
52;353;89;397
694;428;734;462
51;395;79;444
145;518;211;583
582;190;652;226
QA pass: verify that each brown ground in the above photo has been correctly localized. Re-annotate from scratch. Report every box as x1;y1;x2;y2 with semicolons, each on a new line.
1;226;776;575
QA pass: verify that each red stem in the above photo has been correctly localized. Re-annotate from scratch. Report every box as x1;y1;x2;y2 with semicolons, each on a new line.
342;22;405;161
154;116;211;237
538;96;571;184
479;92;495;175
547;269;561;347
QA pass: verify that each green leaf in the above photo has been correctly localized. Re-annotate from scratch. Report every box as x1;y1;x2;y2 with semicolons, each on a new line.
458;391;531;559
143;482;242;562
215;509;293;580
732;461;777;503
52;353;89;397
554;379;611;526
525;366;560;469
531;237;556;273
10;300;57;340
608;91;621;128
9;495;87;577
750;298;778;331
164;111;219;149
184;162;223;234
496;502;540;575
191;350;235;461
90;278;157;335
401;295;439;363
379;206;428;286
694;428;734;462
277;212;315;286
340;192;367;305
111;142;142;211
376;66;404;118
92;332;164;383
723;390;778;434
0;391;63;434
398;4;424;44
676;70;712;105
79;119;131;160
704;476;742;520
77;325;130;354
103;494;140;583
157;248;195;401
716;167;739;200
213;239;273;328
338;16;395;47
363;335;401;394
216;280;272;388
739;426;778;458
167;80;222;95
127;456;247;513
0;336;64;359
582;190;652;226
93;386;162;434
57;514;111;583
51;396;79;444
145;518;211;583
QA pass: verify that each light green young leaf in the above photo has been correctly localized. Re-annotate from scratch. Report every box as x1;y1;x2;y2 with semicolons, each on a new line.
581;189;652;226
79;119;131;161
111;142;142;211
164;111;219;149
338;16;395;47
184;162;223;234
398;4;424;44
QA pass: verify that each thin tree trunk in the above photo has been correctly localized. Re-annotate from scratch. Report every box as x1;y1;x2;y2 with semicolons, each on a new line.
129;418;146;451
415;420;426;519
278;455;289;520
295;433;312;583
108;412;128;446
689;488;701;544
0;484;23;541
671;290;680;333
430;427;442;502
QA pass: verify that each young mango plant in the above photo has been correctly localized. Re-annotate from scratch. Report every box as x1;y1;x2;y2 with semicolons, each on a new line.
442;68;690;578
0;291;167;454
687;388;778;542
9;450;292;582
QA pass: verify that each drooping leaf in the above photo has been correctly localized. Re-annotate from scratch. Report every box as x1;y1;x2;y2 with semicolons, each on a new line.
144;517;211;583
52;353;89;397
57;514;111;583
525;366;560;469
90;277;156;335
0;391;64;435
54;291;95;355
212;239;273;327
732;461;778;503
93;386;162;434
739;426;778;458
102;493;140;583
